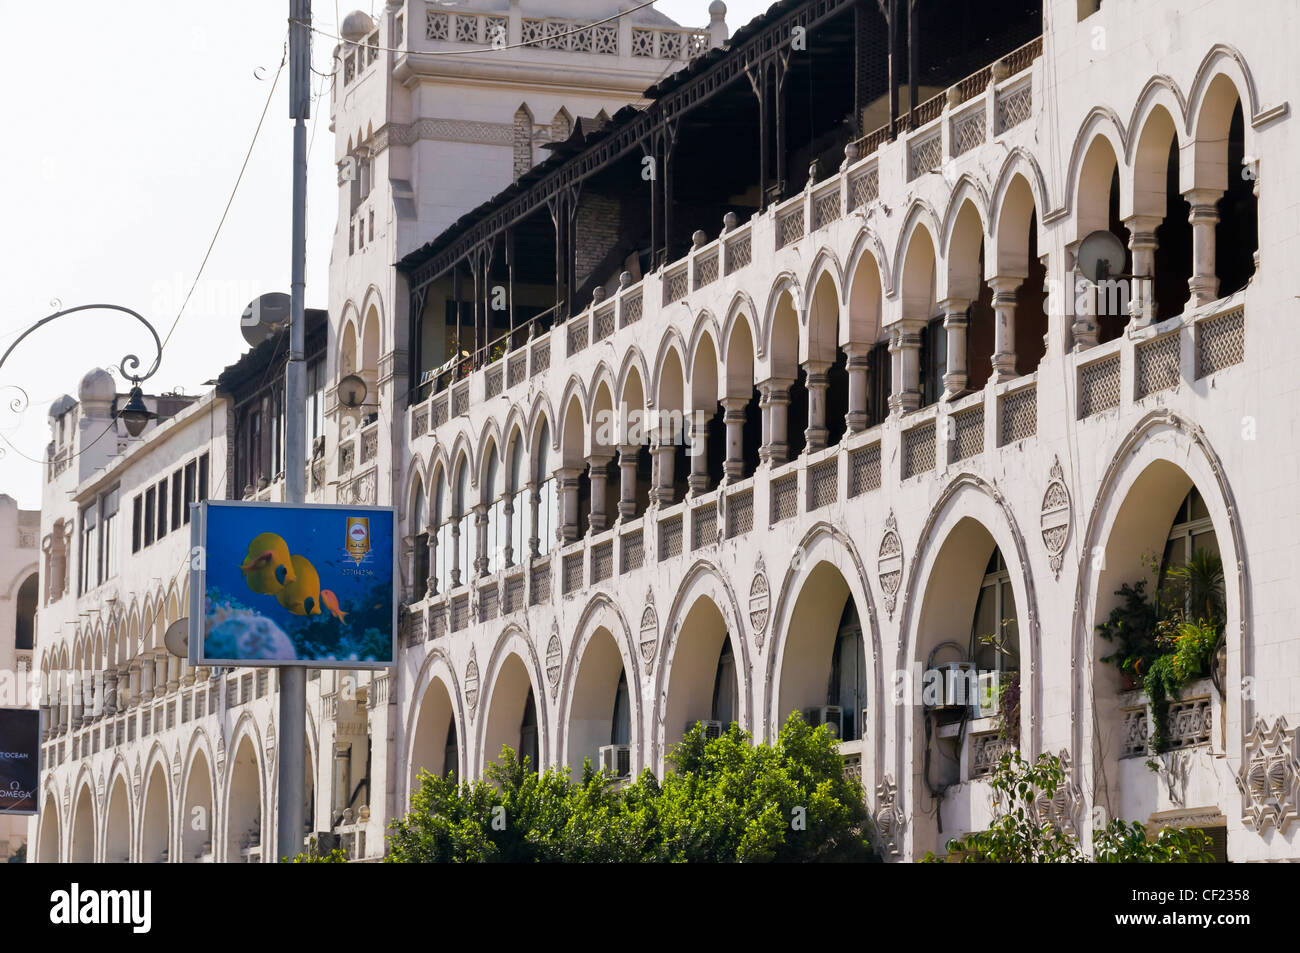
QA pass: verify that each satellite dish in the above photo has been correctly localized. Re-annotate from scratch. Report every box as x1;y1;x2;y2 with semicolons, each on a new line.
240;292;292;348
1077;230;1129;283
164;618;189;659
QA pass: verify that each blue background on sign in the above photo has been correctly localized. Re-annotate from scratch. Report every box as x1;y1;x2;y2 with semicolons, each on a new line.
203;505;394;664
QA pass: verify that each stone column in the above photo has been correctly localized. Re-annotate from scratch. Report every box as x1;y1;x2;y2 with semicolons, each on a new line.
103;669;118;716
167;654;181;694
844;345;870;433
761;379;792;465
940;298;970;398
1070;261;1099;351
889;326;924;413
989;277;1021;382
587;454;613;531
426;530;439;596
181;660;195;691
687;416;709;496
721;398;747;481
803;361;831;452
757;386;773;466
651;437;676;507
502;495;516;567
473;504;489;577
1185;188;1222;307
128;661;142;708
449;520;462;588
1124;214;1161;328
154;651;168;699
40;704;50;742
70;674;83;730
558;467;582;542
526;482;541;559
617;445;639;520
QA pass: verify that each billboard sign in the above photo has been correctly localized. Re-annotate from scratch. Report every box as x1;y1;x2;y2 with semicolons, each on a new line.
191;500;397;670
0;707;40;816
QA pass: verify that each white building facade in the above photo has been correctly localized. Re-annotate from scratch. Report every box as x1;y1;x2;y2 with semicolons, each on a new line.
0;493;39;860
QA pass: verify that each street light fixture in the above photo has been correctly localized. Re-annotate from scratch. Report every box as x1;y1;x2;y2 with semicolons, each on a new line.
0;303;163;436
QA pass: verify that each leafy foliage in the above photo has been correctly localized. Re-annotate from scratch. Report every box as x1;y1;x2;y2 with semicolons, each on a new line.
288;838;349;863
1097;550;1225;752
386;714;877;863
922;752;1215;863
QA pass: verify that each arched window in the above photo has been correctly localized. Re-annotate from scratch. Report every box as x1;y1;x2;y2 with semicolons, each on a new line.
970;549;1019;676
443;720;458;781
433;471;450;596
1159;487;1223;628
16;574;37;651
611;670;631;747
507;437;525;567
520;686;539;770
484;452;502;576
535;422;558;557
412;483;428;602
827;601;866;741
711;639;736;726
453;461;471;587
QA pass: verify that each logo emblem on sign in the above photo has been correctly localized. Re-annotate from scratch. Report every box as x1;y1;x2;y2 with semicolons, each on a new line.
346;517;371;565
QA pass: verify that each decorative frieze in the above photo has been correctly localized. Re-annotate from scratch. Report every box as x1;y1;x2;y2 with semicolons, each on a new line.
878;511;903;618
749;558;770;650
1236;716;1299;833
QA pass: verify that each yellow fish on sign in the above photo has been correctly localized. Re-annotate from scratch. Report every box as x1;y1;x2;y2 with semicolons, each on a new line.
346;517;370;565
276;555;322;617
240;533;296;595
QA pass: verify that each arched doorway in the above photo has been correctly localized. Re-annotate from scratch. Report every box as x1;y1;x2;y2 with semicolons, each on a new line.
69;783;95;863
663;594;739;760
103;775;131;863
225;736;263;862
410;674;459;793
481;653;543;773
37;792;60;863
140;762;171;863
181;749;214;862
566;627;634;777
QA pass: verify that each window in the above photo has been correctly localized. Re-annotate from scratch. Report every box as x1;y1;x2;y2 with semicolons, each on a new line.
970;549;1019;675
171;470;183;528
454;464;471;584
827;602;866;740
79;505;96;594
519;687;539;770
1161;488;1219;574
100;489;119;580
508;440;524;566
611;670;631;746
412;488;428;602
484;455;501;576
711;640;737;726
198;453;209;502
156;480;168;540
132;496;143;554
307;357;325;457
535;423;557;557
919;315;947;407
183;461;196;523
144;487;156;547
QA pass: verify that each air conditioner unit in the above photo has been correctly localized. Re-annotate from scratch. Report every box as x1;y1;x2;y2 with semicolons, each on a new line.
686;719;725;741
974;671;1001;719
598;744;632;779
923;661;977;710
805;705;843;739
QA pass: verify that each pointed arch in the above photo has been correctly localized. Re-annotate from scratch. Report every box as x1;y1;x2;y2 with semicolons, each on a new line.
476;624;550;777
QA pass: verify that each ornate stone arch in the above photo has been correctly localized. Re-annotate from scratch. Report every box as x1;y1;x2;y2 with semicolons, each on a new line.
652;560;752;769
764;522;883;773
649;326;690;409
1061;106;1130;224
721;290;762;361
474;624;550;778
1069;410;1250;785
760;271;803;360
890;198;943;297
1125;75;1190;162
988;148;1052;257
401;643;466;808
556;592;645;771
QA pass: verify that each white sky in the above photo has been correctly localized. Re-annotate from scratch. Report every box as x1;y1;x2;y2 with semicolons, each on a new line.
0;0;773;509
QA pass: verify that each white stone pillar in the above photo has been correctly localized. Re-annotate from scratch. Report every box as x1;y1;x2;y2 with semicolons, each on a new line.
761;379;792;464
990;277;1021;382
941;298;970;398
687;417;709;496
1185;188;1222;307
473;504;489;577
889;325;923;413
559;468;582;542
803;361;831;452
587;454;614;531
617;445;639;520
449;521;463;588
502;495;516;567
844;345;870;433
651;438;676;507
721;398;747;481
1124;214;1162;328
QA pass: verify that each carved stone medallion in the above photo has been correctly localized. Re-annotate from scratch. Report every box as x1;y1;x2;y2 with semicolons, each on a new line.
464;648;480;722
749;555;770;650
878;511;903;619
1040;456;1071;580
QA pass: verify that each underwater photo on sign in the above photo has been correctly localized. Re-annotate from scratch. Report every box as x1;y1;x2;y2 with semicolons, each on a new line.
200;502;395;667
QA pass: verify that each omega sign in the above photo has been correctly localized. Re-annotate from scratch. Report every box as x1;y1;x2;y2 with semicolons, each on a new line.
0;707;41;815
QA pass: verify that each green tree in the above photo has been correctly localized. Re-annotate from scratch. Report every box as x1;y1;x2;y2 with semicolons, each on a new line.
923;752;1214;863
386;713;876;863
